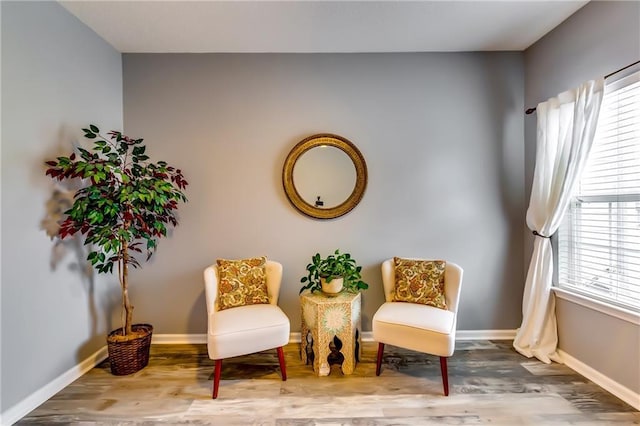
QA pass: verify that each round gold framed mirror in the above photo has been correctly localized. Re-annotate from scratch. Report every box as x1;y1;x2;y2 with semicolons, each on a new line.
283;134;367;219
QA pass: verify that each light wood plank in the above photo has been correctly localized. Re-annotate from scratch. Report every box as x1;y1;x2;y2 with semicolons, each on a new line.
17;341;638;425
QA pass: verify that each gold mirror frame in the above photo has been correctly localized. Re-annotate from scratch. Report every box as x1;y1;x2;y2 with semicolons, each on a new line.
283;134;367;219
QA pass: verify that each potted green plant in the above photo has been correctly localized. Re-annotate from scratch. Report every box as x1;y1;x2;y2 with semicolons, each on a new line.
300;249;369;296
45;125;188;375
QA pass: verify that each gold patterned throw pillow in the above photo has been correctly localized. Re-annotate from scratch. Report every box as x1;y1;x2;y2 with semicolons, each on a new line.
393;257;447;310
216;256;270;311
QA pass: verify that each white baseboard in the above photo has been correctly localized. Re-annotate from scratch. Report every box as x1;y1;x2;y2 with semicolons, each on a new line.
290;329;517;343
457;329;517;340
152;334;207;344
289;331;375;343
289;332;302;343
150;330;518;345
1;345;108;426
558;349;640;411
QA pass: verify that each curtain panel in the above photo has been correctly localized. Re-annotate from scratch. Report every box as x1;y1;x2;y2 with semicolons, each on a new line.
514;79;604;364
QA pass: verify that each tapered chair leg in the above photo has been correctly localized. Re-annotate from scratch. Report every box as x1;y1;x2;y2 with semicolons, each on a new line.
439;356;449;396
277;346;287;381
212;359;222;399
376;343;385;376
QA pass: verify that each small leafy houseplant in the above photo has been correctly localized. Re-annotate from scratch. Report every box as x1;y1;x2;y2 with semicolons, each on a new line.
300;249;368;295
45;125;188;374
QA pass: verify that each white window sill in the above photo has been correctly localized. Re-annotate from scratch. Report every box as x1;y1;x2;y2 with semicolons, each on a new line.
552;287;640;325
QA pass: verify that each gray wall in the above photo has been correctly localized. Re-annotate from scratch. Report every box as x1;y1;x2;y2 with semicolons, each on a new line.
122;52;525;335
524;0;640;393
1;1;122;414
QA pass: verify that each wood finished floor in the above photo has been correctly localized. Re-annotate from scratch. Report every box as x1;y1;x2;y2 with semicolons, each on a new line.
19;340;639;425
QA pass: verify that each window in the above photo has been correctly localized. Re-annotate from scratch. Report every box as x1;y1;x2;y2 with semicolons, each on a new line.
558;69;640;311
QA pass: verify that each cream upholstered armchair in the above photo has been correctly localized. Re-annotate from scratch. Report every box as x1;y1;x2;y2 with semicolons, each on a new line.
372;258;463;396
203;259;290;399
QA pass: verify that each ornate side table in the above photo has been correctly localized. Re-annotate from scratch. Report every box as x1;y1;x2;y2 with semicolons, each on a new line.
300;291;362;376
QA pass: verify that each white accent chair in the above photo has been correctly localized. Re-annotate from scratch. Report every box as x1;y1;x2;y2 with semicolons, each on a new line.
372;258;463;396
203;260;290;399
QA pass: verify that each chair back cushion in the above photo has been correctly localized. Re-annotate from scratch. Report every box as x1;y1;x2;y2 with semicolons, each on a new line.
216;257;270;310
381;258;463;314
392;257;447;309
204;260;283;314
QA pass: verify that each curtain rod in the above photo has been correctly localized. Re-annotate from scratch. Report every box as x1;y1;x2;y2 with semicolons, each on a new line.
525;59;640;115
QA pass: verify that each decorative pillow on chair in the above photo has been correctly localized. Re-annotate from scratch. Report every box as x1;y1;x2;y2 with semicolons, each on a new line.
393;257;447;309
216;256;270;311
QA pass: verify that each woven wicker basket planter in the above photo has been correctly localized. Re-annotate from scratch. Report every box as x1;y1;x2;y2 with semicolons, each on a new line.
107;324;153;375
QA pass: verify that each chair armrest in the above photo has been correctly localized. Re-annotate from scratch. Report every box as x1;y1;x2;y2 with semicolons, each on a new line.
381;259;395;302
265;261;283;305
444;262;463;314
204;265;219;314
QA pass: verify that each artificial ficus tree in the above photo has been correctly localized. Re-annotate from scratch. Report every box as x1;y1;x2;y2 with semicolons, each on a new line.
45;125;188;338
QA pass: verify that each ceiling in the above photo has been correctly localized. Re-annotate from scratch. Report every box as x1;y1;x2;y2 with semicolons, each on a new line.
59;1;589;53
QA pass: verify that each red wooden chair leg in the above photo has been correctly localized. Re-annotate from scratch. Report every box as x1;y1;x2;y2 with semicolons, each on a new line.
212;359;222;399
439;356;449;396
376;343;385;376
277;346;287;381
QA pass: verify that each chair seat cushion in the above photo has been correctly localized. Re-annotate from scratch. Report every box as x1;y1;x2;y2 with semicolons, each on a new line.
372;302;456;357
208;304;290;360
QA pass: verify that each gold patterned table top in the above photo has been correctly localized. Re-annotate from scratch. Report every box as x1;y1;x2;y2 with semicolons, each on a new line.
300;291;361;304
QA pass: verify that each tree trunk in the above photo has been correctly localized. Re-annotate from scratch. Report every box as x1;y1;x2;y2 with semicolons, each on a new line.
121;240;133;336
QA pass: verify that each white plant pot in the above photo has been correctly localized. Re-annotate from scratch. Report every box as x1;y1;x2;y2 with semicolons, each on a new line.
321;276;344;296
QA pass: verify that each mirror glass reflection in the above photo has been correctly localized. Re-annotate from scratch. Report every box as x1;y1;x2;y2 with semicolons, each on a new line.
293;146;356;209
283;133;367;219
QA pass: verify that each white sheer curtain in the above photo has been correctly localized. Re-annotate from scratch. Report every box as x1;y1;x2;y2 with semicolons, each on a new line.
514;79;604;364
